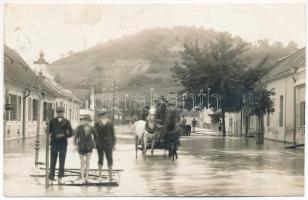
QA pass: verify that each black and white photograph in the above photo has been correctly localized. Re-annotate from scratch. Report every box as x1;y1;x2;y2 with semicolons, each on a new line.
1;0;307;198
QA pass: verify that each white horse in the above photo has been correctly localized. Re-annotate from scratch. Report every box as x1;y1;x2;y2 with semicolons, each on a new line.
134;107;157;159
134;119;145;158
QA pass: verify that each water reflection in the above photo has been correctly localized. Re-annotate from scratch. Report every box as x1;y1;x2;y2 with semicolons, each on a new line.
3;131;305;196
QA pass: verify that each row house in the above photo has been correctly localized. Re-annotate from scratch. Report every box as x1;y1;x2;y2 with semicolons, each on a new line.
262;48;305;144
4;45;82;140
225;48;305;144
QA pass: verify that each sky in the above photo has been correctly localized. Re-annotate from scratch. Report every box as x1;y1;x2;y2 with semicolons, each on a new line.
4;3;306;65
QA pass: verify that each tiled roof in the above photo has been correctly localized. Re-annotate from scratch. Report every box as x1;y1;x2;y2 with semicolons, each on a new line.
262;48;305;82
4;45;82;103
4;45;45;90
70;89;91;101
42;77;82;103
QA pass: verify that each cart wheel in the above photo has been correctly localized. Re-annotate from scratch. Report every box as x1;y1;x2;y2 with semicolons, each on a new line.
135;136;138;159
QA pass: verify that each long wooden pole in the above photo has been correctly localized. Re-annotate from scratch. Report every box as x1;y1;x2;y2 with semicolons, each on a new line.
45;119;49;189
112;79;116;122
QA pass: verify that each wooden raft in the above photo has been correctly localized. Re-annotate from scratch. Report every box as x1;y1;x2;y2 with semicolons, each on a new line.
31;168;123;186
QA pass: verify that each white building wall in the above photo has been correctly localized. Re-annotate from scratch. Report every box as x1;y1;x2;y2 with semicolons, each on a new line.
4;82;81;140
225;112;242;136
264;76;295;143
198;109;214;128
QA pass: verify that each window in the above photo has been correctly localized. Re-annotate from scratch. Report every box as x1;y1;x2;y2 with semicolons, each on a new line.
229;118;233;130
17;96;21;121
279;95;283;127
11;95;17;121
28;98;32;121
300;101;305;127
32;99;38;121
5;94;11;121
44;102;54;121
249;116;253;128
49;103;54;119
43;102;47;121
267;112;270;126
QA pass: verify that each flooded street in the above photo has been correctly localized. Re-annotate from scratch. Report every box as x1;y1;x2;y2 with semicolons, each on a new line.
4;125;304;197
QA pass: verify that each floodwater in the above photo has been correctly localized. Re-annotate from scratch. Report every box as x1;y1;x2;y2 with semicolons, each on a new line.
3;125;304;196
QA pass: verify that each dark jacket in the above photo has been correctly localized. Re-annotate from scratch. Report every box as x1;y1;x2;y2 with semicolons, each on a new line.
48;117;73;146
192;119;197;126
94;121;116;150
74;125;95;153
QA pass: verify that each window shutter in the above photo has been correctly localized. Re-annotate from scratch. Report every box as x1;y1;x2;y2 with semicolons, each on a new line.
300;101;305;127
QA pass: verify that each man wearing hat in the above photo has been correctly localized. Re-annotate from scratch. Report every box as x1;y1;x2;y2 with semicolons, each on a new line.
48;105;73;184
94;110;116;182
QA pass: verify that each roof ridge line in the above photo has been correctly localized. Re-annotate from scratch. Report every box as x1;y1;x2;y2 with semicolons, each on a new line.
272;47;305;66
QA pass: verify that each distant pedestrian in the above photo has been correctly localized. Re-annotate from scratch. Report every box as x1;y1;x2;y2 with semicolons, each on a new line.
218;119;222;135
74;115;95;184
192;118;197;133
94;110;116;182
48;106;73;184
180;115;188;136
181;115;187;125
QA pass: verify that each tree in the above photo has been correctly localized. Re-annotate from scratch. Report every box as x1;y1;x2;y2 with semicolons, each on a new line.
171;33;250;136
257;39;269;48
94;65;103;73
55;73;62;84
287;41;298;51
273;41;284;48
245;84;275;144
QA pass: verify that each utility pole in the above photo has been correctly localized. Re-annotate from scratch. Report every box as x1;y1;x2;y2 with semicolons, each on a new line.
112;79;116;123
99;75;116;121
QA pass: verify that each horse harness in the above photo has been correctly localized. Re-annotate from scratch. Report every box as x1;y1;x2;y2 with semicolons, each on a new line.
145;120;157;134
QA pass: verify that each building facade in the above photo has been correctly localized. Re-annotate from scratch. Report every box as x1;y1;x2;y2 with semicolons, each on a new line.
262;48;305;144
224;48;305;144
4;45;82;140
224;112;242;136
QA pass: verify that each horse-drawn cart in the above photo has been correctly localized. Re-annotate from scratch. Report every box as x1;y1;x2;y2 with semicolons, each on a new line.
134;107;180;161
135;125;178;161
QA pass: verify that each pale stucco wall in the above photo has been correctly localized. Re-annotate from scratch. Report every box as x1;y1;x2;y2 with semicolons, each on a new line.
264;75;296;143
225;112;242;136
4;82;81;140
